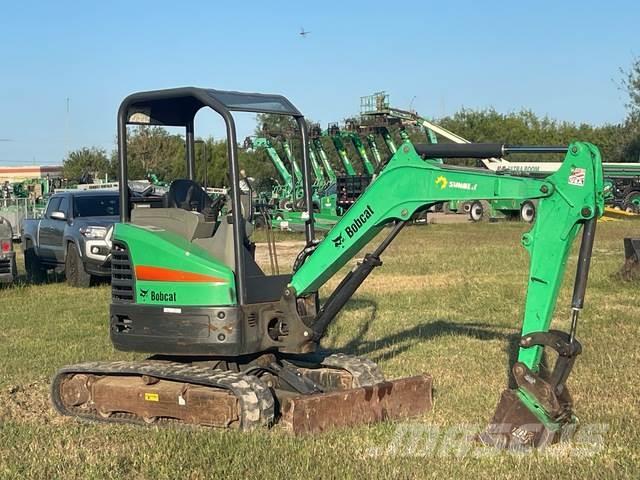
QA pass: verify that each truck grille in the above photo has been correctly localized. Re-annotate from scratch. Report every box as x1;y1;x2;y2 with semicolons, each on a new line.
0;258;11;275
111;242;135;303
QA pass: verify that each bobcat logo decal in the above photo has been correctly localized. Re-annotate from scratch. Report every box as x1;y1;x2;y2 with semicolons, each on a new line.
140;289;149;298
332;233;345;248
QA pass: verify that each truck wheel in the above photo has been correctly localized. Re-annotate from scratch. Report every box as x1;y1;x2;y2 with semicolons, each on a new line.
24;247;46;284
520;201;536;223
11;256;17;282
469;201;484;222
66;244;92;288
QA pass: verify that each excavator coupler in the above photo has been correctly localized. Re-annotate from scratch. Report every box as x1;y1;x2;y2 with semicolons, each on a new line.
479;330;581;449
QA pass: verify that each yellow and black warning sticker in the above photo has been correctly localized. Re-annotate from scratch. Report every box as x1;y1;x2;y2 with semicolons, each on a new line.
144;392;159;402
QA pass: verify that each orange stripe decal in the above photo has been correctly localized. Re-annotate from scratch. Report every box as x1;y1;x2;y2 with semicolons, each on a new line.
136;265;226;283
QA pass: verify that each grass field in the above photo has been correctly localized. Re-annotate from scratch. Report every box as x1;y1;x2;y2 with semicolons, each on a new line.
0;220;639;479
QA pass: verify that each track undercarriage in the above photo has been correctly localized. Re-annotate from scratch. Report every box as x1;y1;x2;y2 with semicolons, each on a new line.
52;353;433;434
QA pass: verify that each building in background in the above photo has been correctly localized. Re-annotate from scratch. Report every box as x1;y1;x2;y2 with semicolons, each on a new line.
0;165;63;182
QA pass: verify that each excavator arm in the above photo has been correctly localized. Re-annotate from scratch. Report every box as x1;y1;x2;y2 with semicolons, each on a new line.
288;140;603;448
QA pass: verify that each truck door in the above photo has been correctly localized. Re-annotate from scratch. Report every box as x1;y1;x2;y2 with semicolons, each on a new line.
51;195;70;262
38;196;62;263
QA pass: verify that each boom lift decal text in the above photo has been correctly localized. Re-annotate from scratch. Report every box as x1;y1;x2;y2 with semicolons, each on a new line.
435;175;477;191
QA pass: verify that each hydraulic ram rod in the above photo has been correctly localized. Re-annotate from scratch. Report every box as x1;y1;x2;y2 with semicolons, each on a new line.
414;143;568;159
569;217;597;344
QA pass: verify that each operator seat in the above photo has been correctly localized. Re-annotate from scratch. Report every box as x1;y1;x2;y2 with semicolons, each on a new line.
166;179;220;222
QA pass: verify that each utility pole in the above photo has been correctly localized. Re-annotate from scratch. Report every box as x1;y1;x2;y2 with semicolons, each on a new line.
194;139;208;188
65;97;70;157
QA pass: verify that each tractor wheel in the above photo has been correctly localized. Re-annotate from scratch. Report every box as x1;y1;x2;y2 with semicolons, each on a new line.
623;191;640;213
469;201;484;222
24;246;46;284
279;199;294;211
520;201;536;223
65;244;92;288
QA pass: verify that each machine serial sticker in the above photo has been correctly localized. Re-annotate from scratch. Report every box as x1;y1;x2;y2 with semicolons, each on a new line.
569;168;586;186
163;307;182;314
144;393;159;402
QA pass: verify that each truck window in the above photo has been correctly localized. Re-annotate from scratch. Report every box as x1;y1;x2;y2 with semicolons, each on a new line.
73;196;120;217
58;196;70;216
45;197;62;218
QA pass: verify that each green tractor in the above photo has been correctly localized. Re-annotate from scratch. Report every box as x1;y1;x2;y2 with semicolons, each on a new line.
53;87;604;448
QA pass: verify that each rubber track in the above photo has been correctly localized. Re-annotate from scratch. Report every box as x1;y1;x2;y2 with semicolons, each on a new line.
320;353;385;387
51;360;275;430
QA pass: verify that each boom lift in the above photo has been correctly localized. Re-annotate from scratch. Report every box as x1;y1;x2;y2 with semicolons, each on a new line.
362;93;544;221
244;136;299;209
327;126;358;176
52;88;603;448
341;127;376;175
366;134;384;166
281;139;304;186
311;138;337;186
377;125;398;156
308;147;329;190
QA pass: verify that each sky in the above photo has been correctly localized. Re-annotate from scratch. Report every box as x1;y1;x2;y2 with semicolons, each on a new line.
0;0;638;166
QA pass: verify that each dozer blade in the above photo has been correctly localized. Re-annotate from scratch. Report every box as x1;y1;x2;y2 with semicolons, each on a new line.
279;374;432;435
478;389;568;449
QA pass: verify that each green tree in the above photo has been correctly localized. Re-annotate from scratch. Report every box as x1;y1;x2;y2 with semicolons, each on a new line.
63;147;110;182
121;126;185;180
619;57;640;161
620;57;640;114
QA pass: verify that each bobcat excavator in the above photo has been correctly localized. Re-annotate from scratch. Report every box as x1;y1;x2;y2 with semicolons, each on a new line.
52;87;604;449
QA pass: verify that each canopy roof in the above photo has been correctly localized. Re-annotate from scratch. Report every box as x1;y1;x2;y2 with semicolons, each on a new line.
121;87;302;126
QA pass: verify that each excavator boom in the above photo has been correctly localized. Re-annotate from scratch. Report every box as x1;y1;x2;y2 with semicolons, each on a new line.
290;141;603;447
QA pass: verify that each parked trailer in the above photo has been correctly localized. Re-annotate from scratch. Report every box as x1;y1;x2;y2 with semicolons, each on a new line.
0;216;17;284
0;197;45;239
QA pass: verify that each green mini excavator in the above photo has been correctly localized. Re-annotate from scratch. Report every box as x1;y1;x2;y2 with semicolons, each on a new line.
52;88;603;448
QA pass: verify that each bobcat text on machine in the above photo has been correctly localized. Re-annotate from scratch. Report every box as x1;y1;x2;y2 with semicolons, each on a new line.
51;87;604;449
